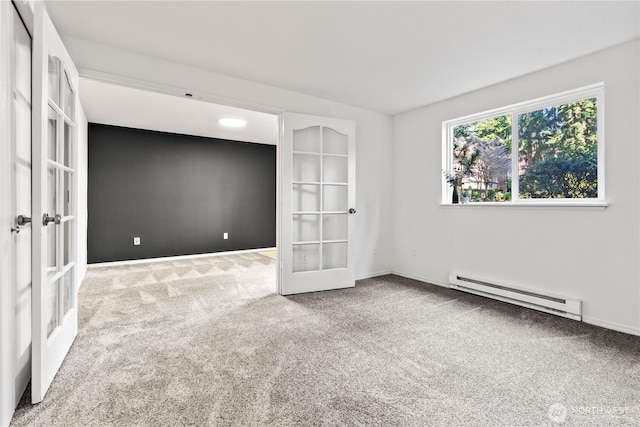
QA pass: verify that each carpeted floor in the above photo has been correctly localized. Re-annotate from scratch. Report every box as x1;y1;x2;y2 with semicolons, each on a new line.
10;252;640;426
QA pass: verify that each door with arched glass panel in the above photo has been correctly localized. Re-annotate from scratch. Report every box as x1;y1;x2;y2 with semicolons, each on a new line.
281;113;356;295
31;4;79;403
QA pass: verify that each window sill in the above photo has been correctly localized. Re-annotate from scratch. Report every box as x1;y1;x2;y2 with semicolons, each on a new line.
440;201;608;210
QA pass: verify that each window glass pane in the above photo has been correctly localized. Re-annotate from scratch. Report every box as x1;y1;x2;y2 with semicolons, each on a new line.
293;126;320;152
293;184;320;212
46;279;59;337
47;167;57;277
293;154;320;182
63;269;74;316
323;127;347;155
323;242;347;270
292;214;319;242
64;121;72;167
322;214;347;241
64;220;72;266
48;107;57;161
323;156;348;183
518;98;598;199
64;171;72;216
451;115;512;202
293;244;320;272
63;71;74;117
322;185;348;212
48;55;59;105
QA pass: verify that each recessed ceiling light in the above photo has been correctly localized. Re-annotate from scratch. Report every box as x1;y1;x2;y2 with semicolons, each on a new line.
219;118;246;128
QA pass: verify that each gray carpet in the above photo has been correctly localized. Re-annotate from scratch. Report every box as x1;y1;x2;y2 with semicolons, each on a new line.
10;252;640;426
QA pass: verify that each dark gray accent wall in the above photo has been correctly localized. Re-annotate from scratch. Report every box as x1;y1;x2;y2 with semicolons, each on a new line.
88;123;276;263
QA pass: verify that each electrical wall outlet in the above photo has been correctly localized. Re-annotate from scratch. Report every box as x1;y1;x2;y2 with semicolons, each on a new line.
133;237;141;246
223;232;228;240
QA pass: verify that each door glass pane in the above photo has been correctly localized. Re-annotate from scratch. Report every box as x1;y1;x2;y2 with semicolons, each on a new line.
47;223;56;278
323;242;347;270
323;156;348;183
64;171;72;216
323;127;347;155
63;71;74;117
47;167;57;277
322;185;348;212
293;126;320;152
322;214;347;241
63;221;72;266
293;244;320;272
293;154;320;182
46;279;60;337
64;121;72;167
293;184;320;212
292;214;319;242
48;106;57;161
47;55;59;105
63;269;73;316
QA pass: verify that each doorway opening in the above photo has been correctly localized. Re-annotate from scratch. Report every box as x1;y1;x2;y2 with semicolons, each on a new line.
80;77;280;287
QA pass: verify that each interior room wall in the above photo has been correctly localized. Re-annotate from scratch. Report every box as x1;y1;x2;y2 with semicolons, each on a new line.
62;36;394;279
391;40;640;335
76;102;88;282
87;124;276;263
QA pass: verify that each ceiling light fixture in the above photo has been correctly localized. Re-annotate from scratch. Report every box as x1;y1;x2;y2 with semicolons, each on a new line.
219;118;246;128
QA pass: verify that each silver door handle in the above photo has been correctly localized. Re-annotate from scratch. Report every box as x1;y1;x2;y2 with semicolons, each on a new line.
43;213;61;226
17;215;31;226
11;225;20;234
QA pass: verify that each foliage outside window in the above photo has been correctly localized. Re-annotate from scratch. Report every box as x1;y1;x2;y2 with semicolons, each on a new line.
442;84;604;204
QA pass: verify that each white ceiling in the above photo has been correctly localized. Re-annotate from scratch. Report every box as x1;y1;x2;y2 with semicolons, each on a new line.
80;78;279;144
46;1;639;116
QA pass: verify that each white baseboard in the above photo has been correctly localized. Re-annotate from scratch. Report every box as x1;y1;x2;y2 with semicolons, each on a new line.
392;271;640;337
582;316;640;337
390;270;449;289
89;247;277;268
356;270;392;281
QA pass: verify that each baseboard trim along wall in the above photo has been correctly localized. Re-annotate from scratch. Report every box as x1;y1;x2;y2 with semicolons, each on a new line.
581;316;640;337
89;247;277;268
391;270;640;337
355;270;393;281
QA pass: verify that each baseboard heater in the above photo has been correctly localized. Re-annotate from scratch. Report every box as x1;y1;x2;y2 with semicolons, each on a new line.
449;273;581;321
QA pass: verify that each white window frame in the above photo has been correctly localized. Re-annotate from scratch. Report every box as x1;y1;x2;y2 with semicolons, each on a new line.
442;83;606;207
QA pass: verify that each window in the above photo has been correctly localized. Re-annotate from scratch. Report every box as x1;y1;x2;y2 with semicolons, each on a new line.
442;83;604;205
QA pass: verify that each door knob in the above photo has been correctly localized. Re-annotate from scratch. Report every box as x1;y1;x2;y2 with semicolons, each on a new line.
11;225;20;234
17;215;31;226
349;208;357;214
43;213;61;226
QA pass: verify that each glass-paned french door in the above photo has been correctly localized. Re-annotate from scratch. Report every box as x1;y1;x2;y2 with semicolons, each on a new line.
281;113;356;295
44;55;75;337
32;3;79;403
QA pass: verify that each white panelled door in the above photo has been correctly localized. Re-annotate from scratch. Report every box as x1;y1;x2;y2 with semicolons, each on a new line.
31;3;79;403
280;113;356;295
1;2;32;424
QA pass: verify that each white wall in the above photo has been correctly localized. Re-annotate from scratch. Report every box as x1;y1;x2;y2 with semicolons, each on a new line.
76;103;88;284
392;40;640;335
61;36;394;280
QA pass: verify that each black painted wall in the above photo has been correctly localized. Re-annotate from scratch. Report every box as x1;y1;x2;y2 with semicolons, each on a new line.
88;123;276;263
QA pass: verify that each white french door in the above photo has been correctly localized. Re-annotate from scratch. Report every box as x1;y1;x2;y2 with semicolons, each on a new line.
31;3;79;403
280;112;356;295
1;2;32;424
